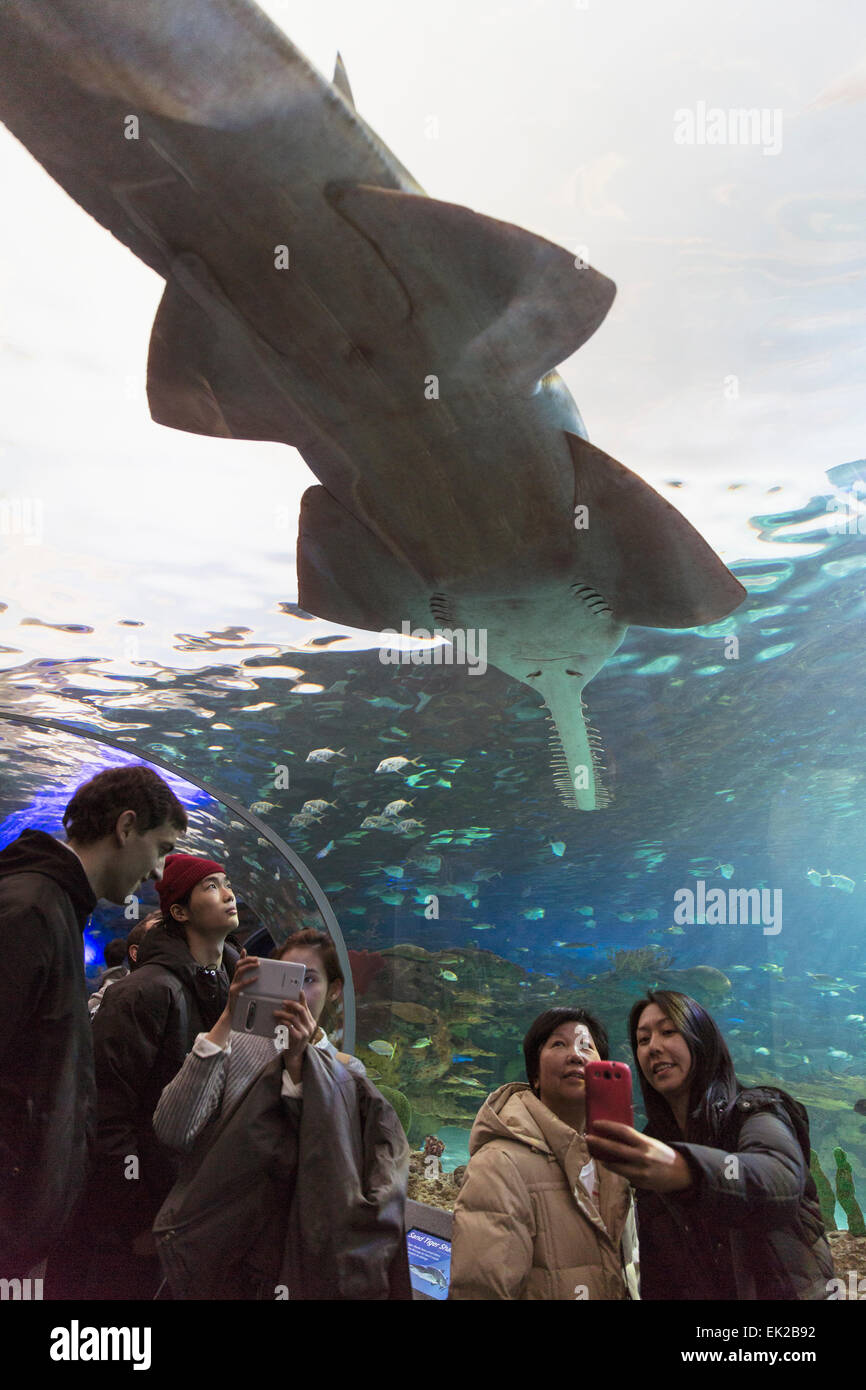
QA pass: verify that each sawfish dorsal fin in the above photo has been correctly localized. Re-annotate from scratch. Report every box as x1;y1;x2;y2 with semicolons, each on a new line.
332;52;355;107
566;432;747;628
326;184;615;391
297;484;429;630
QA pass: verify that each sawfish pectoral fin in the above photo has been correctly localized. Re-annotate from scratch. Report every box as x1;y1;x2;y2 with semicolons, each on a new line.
297;485;428;632
147;252;312;446
326;184;615;390
566;433;747;628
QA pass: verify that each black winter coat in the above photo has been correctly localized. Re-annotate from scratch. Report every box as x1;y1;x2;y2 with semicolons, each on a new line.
154;1044;412;1300
89;925;237;1228
0;830;97;1273
637;1090;834;1300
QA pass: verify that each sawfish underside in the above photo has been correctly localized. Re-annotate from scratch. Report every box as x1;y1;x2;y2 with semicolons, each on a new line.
0;0;747;808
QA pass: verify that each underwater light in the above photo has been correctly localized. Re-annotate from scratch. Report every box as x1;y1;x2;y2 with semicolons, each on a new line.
0;710;356;1049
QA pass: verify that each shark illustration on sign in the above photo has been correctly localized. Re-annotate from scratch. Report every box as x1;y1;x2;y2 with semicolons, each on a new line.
0;0;746;809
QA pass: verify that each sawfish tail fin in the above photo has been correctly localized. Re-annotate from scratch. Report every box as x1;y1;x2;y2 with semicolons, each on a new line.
544;692;612;812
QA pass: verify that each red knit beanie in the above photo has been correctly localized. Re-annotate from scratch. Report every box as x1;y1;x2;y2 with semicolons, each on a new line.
158;853;227;918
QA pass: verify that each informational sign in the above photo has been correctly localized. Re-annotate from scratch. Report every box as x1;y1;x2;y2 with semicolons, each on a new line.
406;1227;451;1301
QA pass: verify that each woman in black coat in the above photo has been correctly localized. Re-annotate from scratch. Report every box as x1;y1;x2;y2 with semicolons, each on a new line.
586;990;834;1300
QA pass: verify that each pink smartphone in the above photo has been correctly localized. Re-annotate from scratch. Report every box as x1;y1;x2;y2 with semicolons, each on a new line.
584;1060;634;1133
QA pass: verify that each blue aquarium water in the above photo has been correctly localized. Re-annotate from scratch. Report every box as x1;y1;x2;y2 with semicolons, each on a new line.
0;489;864;1223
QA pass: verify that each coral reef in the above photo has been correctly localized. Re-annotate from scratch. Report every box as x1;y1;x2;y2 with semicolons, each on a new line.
347;948;386;995
407;1151;464;1212
378;1084;412;1138
834;1146;866;1236
810;1150;837;1231
604;946;675;976
826;1232;866;1288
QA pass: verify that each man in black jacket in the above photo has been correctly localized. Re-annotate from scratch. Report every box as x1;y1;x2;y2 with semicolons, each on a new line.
50;853;239;1299
0;765;187;1278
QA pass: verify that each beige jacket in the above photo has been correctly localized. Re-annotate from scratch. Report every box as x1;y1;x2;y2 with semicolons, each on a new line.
449;1083;638;1301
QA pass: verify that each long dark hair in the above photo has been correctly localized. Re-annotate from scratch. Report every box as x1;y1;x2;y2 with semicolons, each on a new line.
628;991;744;1144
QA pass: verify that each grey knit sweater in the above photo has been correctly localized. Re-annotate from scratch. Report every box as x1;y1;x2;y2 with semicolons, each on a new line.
153;1029;366;1154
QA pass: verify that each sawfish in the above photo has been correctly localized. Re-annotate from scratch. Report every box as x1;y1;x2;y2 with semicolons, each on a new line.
0;0;746;809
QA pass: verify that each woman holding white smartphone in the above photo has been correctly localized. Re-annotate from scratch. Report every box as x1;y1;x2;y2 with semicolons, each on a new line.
153;927;365;1151
151;927;410;1300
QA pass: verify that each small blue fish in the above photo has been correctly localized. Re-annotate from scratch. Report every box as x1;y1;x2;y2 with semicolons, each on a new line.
550;841;565;857
452;1054;475;1063
522;908;545;920
406;770;436;787
316;840;335;858
831;873;855;893
806;867;830;887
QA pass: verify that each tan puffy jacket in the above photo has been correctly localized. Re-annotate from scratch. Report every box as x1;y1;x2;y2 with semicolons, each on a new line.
449;1083;637;1301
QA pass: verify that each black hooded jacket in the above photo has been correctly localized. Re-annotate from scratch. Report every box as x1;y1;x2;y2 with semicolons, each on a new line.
0;829;97;1273
636;1087;835;1300
90;924;237;1228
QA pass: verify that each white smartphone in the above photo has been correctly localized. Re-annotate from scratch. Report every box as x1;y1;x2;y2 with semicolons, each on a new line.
231;957;307;1039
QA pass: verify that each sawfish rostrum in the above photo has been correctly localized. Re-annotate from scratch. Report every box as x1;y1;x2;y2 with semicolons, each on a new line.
0;0;746;809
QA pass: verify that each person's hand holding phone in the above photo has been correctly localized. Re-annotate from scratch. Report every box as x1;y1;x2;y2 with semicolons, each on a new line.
206;950;259;1049
273;990;318;1084
585;1120;693;1193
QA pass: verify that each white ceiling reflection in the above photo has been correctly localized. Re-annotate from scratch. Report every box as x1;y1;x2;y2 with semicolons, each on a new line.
0;0;863;671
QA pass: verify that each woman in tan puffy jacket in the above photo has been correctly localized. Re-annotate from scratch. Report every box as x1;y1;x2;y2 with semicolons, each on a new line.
449;1007;638;1300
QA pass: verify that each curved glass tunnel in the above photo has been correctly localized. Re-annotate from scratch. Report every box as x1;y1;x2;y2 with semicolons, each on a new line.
0;714;356;1051
0;493;865;1219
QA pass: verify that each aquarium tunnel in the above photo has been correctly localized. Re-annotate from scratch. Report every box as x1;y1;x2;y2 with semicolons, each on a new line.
0;0;864;1309
1;489;866;1236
